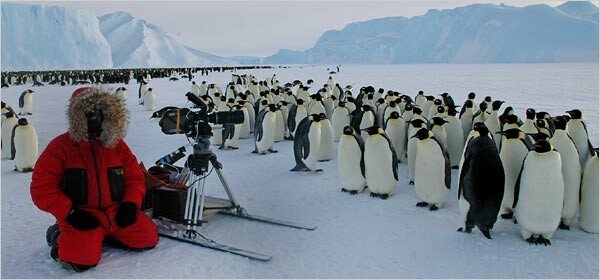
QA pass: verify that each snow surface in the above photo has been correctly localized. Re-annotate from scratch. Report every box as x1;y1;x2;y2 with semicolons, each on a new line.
1;63;598;278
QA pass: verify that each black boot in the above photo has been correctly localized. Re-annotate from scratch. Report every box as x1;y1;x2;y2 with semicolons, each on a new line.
46;223;59;247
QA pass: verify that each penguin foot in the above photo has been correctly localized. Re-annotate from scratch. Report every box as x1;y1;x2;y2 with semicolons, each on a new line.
480;229;492;239
362;186;369;192
259;152;268;155
457;227;472;233
315;169;323;172
27;113;33;115
409;181;414;185
526;235;538;244
429;205;439;211
537;236;551;246
318;160;330;162
251;150;258;154
379;194;389;200
230;146;239;150
20;168;33;173
349;190;358;195
416;202;428;208
268;149;278;153
513;219;518;224
451;165;459;169
218;146;225;150
370;193;379;198
341;188;348;193
558;222;570;231
500;212;513;219
284;136;294;140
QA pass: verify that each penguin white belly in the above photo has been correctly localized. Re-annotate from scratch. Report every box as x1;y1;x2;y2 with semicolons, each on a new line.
244;104;255;133
568;123;590;168
309;103;325;115
338;136;366;191
274;110;285;142
444;119;464;167
499;140;528;214
293;107;308;137
359;114;375;140
431;126;448;151
579;155;599;233
303;123;322;171
415;139;448;205
484;114;501;150
550;132;581;226
460;112;473;141
280;106;289;137
224;124;242;148
23;95;33;114
385;120;406;163
332;109;350;142
143;91;156;111
364;136;396;195
1;118;18;159
517;152;564;238
256;113;276;153
115;92;126;104
14;126;38;170
459;193;471;226
407;136;418;182
238;108;251;139
520;120;537;134
317;119;335;161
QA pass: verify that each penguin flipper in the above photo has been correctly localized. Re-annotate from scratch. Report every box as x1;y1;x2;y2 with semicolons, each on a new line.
512;154;529;209
353;132;366;177
255;110;266;142
10;124;18;160
458;152;471;200
288;104;298;133
432;136;451;189
520;137;533;151
18;92;25;109
381;133;398;181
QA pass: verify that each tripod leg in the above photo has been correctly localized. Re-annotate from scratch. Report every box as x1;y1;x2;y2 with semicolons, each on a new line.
212;162;242;212
194;176;207;228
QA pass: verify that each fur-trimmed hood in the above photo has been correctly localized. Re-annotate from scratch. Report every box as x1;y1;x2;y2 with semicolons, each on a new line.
68;87;128;148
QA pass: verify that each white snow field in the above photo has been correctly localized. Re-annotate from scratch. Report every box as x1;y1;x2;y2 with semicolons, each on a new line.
1;63;598;278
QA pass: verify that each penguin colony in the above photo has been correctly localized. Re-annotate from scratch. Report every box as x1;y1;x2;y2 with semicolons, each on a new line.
2;68;598;246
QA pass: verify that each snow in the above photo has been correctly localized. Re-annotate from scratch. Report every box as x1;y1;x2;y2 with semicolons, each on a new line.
1;63;598;278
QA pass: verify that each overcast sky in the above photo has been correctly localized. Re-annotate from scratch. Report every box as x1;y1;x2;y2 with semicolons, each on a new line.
15;0;587;57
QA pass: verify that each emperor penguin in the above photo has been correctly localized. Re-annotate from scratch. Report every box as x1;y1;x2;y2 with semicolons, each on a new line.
459;100;475;142
2;101;17;122
550;116;581;230
413;128;450;210
384;111;407;163
382;101;401;130
471;102;489;127
143;88;157;111
18;89;35;115
520;108;538;135
114;87;127;105
323;95;335;119
444;106;464;169
199;81;208;96
422;96;435;118
317;113;335;161
459;92;476;115
415;90;427;108
190;81;202;97
327;76;336;90
483;96;493;114
514;139;564;246
484;100;504;151
536;112;555;137
239;97;256;134
501;114;523;144
579;149;599;234
297;86;311;103
309;94;326;116
236;102;251;139
427;99;444;120
273;104;286;142
291;114;323;172
254;104;278;154
277;101;290;138
138;80;148;105
498;128;531;219
358;105;376;140
407;118;428;185
401;103;414;123
332;101;351;142
565;109;594;169
1;112;19;159
458;124;504;239
288;99;308;139
221;107;242;150
440;92;456;110
363;125;398;199
12;118;38;172
430;117;449;152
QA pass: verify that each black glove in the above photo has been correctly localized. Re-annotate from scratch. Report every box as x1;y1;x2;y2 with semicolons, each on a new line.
66;207;100;230
115;202;138;228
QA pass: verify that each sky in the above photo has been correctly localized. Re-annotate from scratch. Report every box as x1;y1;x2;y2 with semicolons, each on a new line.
12;0;595;57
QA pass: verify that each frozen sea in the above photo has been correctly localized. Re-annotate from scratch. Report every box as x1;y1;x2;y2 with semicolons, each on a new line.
1;63;598;278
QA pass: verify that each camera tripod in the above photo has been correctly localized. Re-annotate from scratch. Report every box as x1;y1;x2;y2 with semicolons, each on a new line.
154;131;316;261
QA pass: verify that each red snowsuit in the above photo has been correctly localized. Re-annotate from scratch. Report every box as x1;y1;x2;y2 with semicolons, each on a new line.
30;133;158;266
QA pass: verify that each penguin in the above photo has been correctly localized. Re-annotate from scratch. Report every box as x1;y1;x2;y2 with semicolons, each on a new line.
440;92;456;110
1;101;17;122
221;111;242;150
422;96;435;118
308;94;326;115
297;86;311;103
483;96;493;114
484;100;504;151
407;118;427;185
471;102;488;127
535;119;552;139
273;104;286;142
323;95;335;119
384;111;407;163
199;81;208;96
317;113;335;162
412;128;450;210
415;90;427;108
138;80;148;105
363;125;398;199
565;109;594;170
498;128;531;219
520;108;538;135
549;116;581;230
382;101;401;130
457;123;504;239
290;114;323;172
277;101;290;138
501;114;523;144
1;112;19;159
143;88;157;111
444;106;464;169
190;81;202;97
12;118;38;172
332;101;351;142
430;117;449;152
114;87;127;104
459;100;475;142
18;89;35;115
236;100;251;139
536;112;555;137
579;149;599;234
288;99;308;139
358;105;376;140
514;139;564;246
254;104;278;154
431;105;447;120
499;106;522;129
401;103;414;123
427;99;444;120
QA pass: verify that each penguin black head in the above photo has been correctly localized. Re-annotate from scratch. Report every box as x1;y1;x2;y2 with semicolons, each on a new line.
220;96;227;102
433;99;443;106
1;101;6;109
279;101;288;106
214;92;221;98
479;102;488;111
440;92;449;98
491;100;504;111
376;87;383;94
261;99;269;106
431;117;448;126
307;79;314;84
536;111;550;120
347;97;355;103
389;101;397;107
525;108;536;119
310;113;322;122
5;112;16;118
426;95;435;101
331;95;337;101
505;114;519;124
318;113;327;120
302;86;310;91
18;118;29;126
192;81;196;85
237;100;246;106
268;104;278;112
499;128;522;139
296;99;304;105
566;109;582;119
484;96;492;102
502;106;514;116
389;111;401;119
414;107;424;116
410;119;426;128
411;128;431;140
536;119;547;129
227;98;235;104
464;100;474;108
473;122;489;136
447;106;458;116
533;139;553;153
202;81;206;84
553;115;569;130
342;125;355;135
418;90;424;95
468;92;476;99
377;98;385;104
362;125;381;136
405;103;414;112
436;106;445;114
361;105;372;112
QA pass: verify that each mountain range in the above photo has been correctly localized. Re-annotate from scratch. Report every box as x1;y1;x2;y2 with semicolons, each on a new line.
1;1;598;71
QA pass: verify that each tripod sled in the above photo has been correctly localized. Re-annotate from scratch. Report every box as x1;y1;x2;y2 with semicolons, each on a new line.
151;148;316;261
